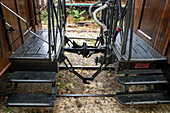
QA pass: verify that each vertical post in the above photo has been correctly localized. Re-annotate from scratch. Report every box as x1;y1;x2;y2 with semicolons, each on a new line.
37;0;42;28
0;2;12;51
128;0;135;61
125;74;129;92
121;0;132;56
33;0;38;25
15;0;25;43
48;0;51;61
51;0;56;54
62;0;66;31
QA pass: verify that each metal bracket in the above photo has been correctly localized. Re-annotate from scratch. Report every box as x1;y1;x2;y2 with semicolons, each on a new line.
5;22;15;32
13;83;18;94
52;81;56;94
62;52;113;84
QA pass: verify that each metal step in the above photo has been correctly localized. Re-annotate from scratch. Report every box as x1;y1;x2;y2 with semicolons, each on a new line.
5;93;55;107
117;69;163;74
116;74;169;85
9;71;56;83
116;91;170;105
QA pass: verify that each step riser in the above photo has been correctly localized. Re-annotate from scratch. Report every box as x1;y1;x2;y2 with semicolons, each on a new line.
117;60;166;74
10;60;59;72
116;91;170;105
5;94;55;107
116;75;169;85
9;71;57;83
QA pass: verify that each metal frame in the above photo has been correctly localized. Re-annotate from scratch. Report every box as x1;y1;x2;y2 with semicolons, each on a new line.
1;0;135;83
0;1;62;61
60;0;135;84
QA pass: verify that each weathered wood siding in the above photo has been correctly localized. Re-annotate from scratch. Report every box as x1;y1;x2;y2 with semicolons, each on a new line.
0;0;41;76
134;0;170;63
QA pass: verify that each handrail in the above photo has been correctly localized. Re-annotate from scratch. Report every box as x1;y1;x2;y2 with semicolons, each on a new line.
0;1;61;61
0;2;49;44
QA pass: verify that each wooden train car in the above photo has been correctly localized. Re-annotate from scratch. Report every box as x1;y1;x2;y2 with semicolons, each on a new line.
0;0;42;76
0;0;169;107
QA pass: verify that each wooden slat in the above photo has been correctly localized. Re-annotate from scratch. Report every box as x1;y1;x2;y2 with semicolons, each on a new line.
12;31;42;56
115;32;165;60
134;0;170;62
24;32;47;56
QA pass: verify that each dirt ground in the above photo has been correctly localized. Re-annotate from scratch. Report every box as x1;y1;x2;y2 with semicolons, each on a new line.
0;26;170;113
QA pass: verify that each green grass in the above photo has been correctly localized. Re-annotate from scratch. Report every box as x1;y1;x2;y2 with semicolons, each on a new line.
4;107;14;113
57;73;64;78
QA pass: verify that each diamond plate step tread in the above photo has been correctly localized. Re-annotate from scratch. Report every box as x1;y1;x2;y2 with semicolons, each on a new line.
117;74;169;85
5;93;56;107
116;91;170;105
9;71;56;83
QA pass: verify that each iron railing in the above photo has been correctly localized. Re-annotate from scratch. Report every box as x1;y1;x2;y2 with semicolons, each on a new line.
0;0;66;61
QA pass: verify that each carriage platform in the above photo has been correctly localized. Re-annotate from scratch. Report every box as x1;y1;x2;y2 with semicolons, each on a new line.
113;32;167;74
9;30;61;72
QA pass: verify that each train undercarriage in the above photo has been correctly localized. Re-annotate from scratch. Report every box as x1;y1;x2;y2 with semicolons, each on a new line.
0;0;170;107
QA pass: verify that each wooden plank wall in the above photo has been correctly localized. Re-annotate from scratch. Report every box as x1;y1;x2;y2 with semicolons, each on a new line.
0;0;41;76
134;0;170;63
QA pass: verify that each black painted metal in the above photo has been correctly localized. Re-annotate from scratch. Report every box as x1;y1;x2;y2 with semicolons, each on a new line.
63;52;113;84
59;65;115;70
5;22;15;32
48;0;52;61
128;0;135;61
116;91;170;105
117;69;163;74
56;94;116;97
124;74;129;92
5;93;55;107
117;74;169;85
68;37;97;40
3;0;170;106
9;71;56;83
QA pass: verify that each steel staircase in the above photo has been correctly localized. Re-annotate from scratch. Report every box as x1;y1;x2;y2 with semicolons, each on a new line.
5;71;56;107
5;30;59;107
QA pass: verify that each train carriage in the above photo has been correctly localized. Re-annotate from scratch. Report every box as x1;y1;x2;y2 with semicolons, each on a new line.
0;0;169;107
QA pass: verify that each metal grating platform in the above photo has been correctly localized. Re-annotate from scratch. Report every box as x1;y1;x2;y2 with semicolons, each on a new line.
9;71;57;83
117;69;163;74
116;74;169;85
116;91;170;105
5;93;56;107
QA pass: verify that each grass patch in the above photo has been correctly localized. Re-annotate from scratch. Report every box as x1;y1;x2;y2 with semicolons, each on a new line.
4;107;14;113
57;73;64;78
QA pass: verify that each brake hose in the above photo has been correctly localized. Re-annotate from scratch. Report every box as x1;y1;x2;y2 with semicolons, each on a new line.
93;3;108;33
89;1;101;17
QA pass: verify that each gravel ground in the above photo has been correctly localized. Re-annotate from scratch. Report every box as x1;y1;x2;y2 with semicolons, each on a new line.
0;26;170;113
